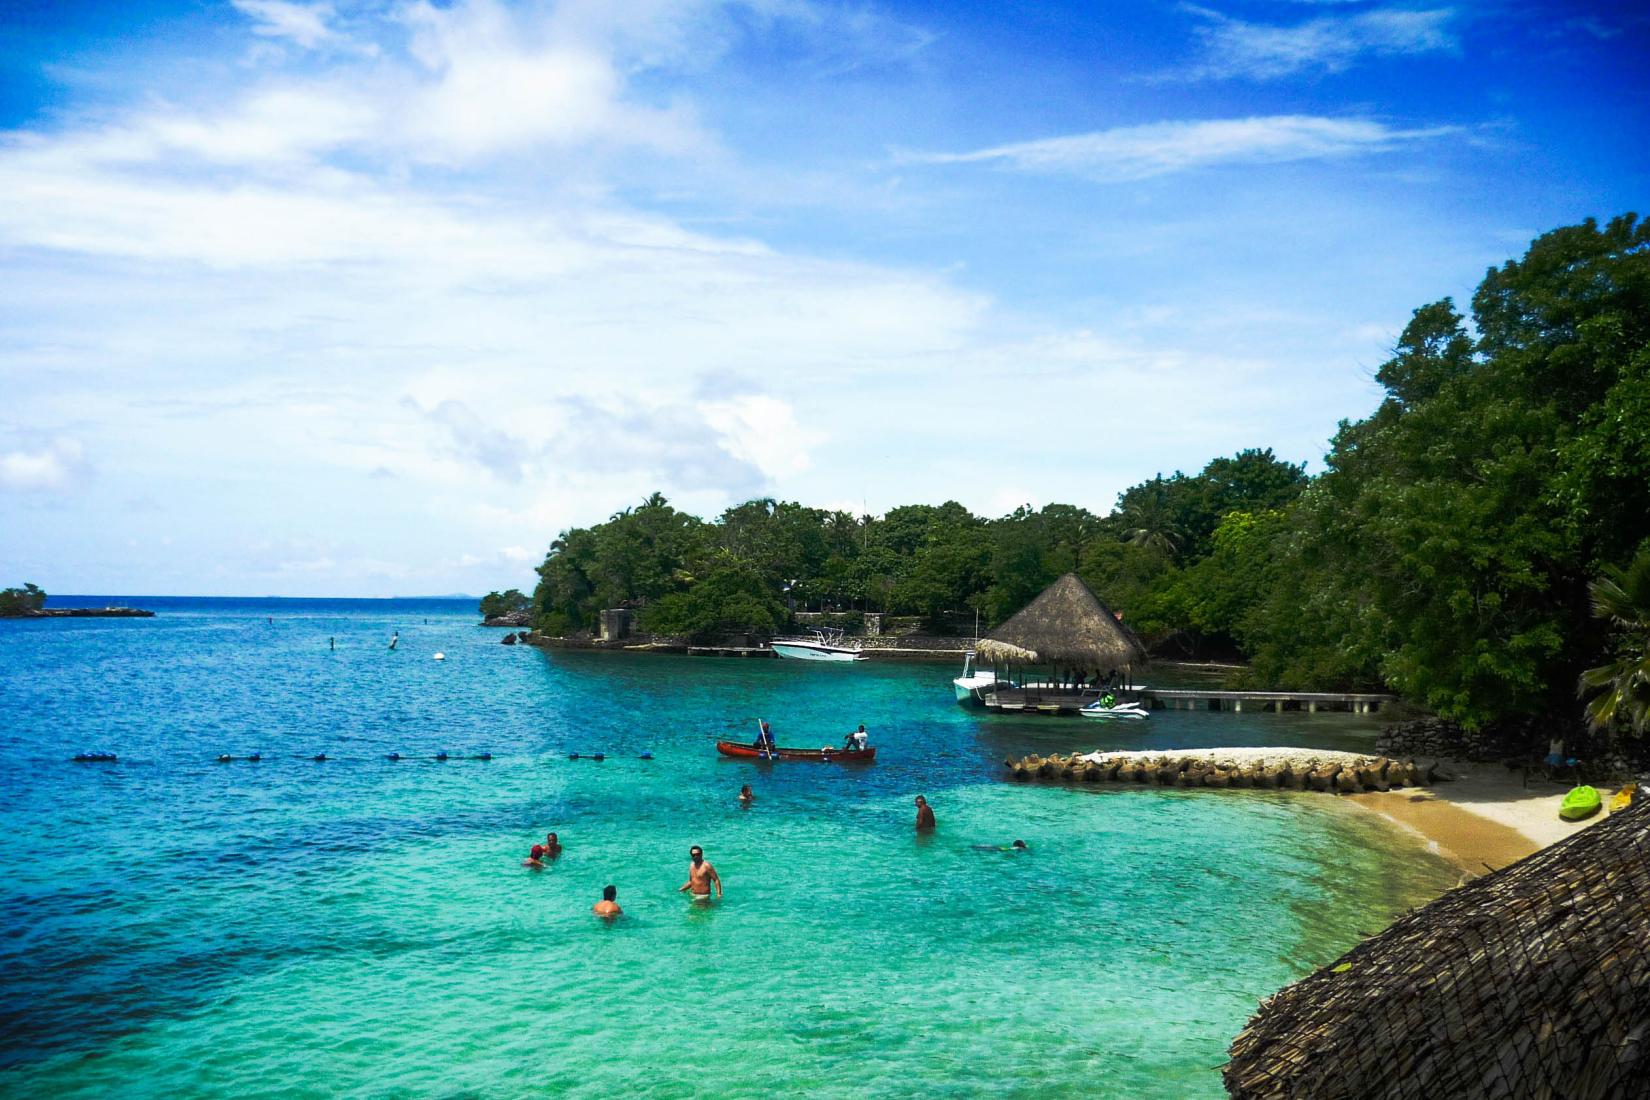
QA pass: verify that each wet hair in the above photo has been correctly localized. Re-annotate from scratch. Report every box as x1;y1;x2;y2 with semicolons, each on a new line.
602;885;617;901
1012;840;1027;849
546;833;558;843
690;846;703;857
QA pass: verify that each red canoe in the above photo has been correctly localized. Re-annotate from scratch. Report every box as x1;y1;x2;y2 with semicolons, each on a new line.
715;740;877;763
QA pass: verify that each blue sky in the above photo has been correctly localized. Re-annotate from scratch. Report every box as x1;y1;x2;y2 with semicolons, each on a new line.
2;0;1645;596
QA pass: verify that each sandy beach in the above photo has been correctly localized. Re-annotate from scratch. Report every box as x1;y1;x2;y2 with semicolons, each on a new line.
1077;748;1618;874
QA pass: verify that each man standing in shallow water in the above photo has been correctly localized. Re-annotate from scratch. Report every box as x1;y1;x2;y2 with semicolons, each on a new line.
679;845;722;901
914;795;936;831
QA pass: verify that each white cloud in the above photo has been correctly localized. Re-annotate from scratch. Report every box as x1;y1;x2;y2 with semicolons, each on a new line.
0;438;90;492
232;0;336;50
1183;5;1459;80
903;116;1457;182
697;393;826;480
397;0;709;162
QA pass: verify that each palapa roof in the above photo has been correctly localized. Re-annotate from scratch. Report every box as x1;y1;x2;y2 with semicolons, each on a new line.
1225;793;1650;1100
974;573;1146;672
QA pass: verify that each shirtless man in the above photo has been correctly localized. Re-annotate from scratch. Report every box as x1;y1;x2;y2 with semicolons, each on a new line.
543;832;563;858
592;885;621;918
738;784;755;805
679;845;722;900
914;795;936;832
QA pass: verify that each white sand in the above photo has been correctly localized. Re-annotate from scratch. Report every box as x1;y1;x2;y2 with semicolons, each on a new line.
1070;746;1619;873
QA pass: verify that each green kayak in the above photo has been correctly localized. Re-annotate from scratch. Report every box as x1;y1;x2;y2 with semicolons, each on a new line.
1559;785;1602;821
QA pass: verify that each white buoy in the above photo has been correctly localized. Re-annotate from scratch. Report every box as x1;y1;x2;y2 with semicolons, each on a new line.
433;652;446;661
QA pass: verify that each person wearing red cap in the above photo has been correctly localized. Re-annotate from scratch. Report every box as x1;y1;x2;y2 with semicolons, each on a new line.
522;844;546;868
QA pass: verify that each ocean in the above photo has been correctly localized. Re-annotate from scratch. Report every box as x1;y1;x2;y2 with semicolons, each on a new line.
0;597;1453;1098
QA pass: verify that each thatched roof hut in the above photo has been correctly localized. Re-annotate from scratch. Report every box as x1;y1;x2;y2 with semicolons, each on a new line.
1225;795;1650;1099
974;573;1146;675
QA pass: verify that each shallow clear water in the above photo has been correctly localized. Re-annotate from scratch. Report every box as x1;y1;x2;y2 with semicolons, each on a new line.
0;600;1454;1098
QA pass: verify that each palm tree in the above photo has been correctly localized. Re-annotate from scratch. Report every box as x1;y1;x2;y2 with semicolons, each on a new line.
1118;478;1182;559
1579;549;1650;734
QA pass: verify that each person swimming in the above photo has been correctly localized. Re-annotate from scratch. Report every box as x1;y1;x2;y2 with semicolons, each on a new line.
738;784;755;805
972;840;1029;852
543;832;562;858
523;844;546;869
593;885;621;918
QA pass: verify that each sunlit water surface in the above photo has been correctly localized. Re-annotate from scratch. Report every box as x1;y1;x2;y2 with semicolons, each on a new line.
1;599;1453;1098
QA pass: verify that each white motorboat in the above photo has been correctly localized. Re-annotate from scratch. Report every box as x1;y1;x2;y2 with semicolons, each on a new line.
1079;698;1150;721
953;650;1002;705
770;628;867;662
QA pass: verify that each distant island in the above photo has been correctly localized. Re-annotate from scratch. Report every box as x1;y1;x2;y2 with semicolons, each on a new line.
0;583;154;619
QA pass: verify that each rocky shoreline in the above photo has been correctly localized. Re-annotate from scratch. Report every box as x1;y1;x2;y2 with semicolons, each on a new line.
1;607;155;618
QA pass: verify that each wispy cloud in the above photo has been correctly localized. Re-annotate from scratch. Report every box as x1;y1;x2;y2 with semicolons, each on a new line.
231;0;338;50
901;115;1458;181
1181;4;1459;80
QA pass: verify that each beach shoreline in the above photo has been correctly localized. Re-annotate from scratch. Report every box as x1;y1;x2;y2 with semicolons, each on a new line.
1068;747;1617;876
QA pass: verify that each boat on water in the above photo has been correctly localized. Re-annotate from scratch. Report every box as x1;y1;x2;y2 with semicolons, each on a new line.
1079;698;1150;721
715;740;877;762
770;628;867;662
953;649;1003;705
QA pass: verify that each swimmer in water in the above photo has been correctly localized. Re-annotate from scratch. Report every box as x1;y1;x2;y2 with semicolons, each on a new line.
593;885;621;918
738;784;755;805
543;832;562;858
523;844;546;869
972;840;1029;852
679;845;722;901
914;795;936;832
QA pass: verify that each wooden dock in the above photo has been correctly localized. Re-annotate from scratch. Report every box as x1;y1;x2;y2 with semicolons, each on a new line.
985;687;1396;715
1141;689;1395;714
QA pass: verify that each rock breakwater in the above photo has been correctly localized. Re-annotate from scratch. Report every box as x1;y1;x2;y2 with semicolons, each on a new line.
1005;748;1450;793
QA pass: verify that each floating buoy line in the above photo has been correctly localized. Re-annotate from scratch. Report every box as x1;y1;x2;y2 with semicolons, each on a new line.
68;750;656;766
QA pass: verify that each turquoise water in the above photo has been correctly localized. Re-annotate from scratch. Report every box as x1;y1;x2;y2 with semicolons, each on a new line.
1;600;1454;1098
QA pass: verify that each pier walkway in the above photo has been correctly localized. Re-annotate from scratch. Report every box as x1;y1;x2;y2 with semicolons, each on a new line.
1142;689;1395;714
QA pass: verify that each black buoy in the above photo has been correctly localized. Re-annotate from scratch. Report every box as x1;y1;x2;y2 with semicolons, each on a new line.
386;752;401;761
434;752;449;761
473;752;492;761
568;753;580;760
74;752;118;763
313;753;327;762
638;752;653;760
592;753;605;761
217;754;232;763
248;753;261;762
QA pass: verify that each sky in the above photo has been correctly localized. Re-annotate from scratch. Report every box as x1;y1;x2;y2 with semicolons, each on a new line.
1;0;1646;596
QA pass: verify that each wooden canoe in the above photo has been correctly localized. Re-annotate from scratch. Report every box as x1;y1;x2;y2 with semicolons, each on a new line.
715;740;877;763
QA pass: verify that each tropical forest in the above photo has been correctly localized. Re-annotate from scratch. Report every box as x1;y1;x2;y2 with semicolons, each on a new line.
519;215;1650;740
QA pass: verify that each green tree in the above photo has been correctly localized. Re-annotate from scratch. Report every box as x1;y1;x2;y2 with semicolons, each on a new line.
0;583;46;613
478;589;529;619
1580;548;1650;735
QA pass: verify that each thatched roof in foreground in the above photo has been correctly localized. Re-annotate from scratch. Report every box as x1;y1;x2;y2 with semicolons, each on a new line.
974;573;1146;673
1225;795;1650;1100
